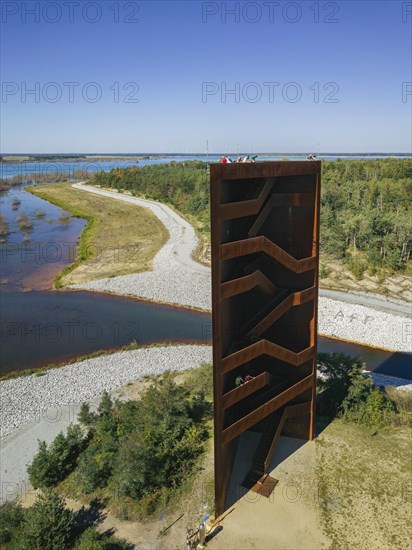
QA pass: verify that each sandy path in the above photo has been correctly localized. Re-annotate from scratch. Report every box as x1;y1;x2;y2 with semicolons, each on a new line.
72;183;208;274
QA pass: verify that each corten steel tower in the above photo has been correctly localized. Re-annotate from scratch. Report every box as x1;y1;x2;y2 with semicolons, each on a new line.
210;161;321;516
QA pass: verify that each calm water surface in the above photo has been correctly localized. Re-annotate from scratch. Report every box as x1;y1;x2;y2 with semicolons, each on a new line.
1;290;410;377
0;290;210;374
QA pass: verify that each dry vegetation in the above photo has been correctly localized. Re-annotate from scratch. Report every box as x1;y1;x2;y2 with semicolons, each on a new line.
316;418;412;550
319;255;412;302
29;182;168;287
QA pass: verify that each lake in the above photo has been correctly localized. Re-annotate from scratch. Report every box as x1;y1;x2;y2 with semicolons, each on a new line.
2;154;409;180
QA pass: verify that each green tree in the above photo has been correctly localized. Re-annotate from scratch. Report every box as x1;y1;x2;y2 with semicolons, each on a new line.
28;424;86;488
16;490;76;550
0;501;24;544
345;387;394;427
317;353;367;417
111;375;207;504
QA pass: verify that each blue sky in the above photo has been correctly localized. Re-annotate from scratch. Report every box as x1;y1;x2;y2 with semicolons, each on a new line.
1;0;411;153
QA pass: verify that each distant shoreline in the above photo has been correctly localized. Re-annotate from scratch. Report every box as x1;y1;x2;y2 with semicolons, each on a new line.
1;153;411;164
0;154;162;164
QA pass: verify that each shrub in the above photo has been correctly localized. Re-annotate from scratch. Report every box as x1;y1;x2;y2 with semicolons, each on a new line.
319;264;331;279
0;501;24;544
76;527;133;549
76;392;119;493
347;256;366;280
0;215;8;236
344;387;395;427
317;353;397;428
385;386;412;412
317;353;365;417
111;376;208;505
76;441;115;493
341;366;374;414
183;362;213;398
78;401;98;428
35;209;46;218
28;424;86;489
16;490;76;550
17;212;33;229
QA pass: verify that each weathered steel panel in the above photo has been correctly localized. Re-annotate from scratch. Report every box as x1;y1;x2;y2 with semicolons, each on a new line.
211;161;321;516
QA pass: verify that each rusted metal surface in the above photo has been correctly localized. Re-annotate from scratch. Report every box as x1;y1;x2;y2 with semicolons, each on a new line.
210;161;321;517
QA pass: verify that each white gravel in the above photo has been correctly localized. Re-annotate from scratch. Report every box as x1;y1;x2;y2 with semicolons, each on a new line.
365;371;412;392
0;345;212;439
318;297;411;353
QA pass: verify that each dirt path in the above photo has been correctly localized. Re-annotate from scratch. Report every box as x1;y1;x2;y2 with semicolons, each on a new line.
72;183;209;275
319;288;411;317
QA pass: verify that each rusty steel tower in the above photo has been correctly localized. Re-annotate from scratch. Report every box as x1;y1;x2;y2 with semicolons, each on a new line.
210;161;321;516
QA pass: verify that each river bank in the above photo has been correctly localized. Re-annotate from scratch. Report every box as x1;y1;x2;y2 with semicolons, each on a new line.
70;185;411;354
28;182;168;287
0;345;211;505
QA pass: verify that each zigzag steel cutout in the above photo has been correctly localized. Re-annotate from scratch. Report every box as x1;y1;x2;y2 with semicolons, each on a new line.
246;286;316;338
249;193;315;237
222;374;313;444
221;339;315;373
219;178;276;220
220;236;316;273
222;371;270;410
220;270;276;299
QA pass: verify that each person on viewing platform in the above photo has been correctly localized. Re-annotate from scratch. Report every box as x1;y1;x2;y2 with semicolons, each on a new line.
235;375;245;387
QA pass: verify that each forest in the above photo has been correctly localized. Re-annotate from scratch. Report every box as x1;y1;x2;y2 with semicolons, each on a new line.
91;158;412;278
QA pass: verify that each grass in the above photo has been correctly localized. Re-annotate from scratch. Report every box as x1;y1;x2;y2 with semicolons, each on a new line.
27;183;168;287
316;418;412;549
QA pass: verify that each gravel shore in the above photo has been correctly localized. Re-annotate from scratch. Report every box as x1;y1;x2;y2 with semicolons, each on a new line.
71;183;211;310
0;345;212;439
318;297;411;353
